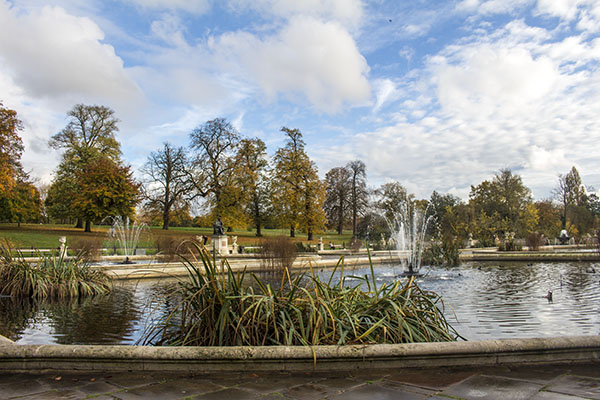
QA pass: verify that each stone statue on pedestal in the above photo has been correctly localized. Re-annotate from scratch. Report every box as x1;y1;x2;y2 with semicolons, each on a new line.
213;217;225;236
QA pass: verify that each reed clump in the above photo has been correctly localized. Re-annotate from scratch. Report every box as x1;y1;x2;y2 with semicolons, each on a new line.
142;242;459;346
0;242;111;299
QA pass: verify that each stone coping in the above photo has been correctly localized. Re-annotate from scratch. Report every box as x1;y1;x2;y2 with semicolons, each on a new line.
0;336;598;373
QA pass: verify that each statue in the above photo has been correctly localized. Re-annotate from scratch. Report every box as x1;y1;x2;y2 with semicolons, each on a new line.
213;217;225;236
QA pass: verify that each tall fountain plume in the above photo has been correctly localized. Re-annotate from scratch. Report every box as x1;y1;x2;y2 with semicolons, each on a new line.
107;216;148;262
387;202;433;275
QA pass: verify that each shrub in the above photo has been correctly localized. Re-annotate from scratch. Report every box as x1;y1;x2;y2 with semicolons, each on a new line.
154;235;183;261
0;242;111;298
140;243;461;346
260;236;297;276
526;232;543;251
70;236;103;260
294;241;316;253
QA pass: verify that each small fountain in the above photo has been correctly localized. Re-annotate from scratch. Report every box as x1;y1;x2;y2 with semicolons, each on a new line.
387;202;433;276
107;216;148;264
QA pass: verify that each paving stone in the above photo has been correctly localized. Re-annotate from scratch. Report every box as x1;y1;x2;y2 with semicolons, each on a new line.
386;367;477;390
0;377;48;398
440;374;544;400
491;364;567;384
111;378;223;400
530;391;588;399
105;372;172;389
15;389;87;399
567;364;600;379
379;379;436;396
281;383;331;400
241;373;322;394
197;387;257;400
544;375;600;399
330;382;430;400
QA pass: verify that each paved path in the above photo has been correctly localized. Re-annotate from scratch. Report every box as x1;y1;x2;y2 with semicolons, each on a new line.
1;362;599;399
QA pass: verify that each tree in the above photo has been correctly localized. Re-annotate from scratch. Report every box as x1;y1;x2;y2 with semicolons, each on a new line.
0;101;24;197
141;143;192;230
72;157;140;231
324;166;351;235
553;166;585;230
375;181;414;221
469;169;534;242
272;127;326;239
49;104;121;161
188;118;241;228
0;102;42;226
347;160;369;239
48;104;122;229
234;138;271;236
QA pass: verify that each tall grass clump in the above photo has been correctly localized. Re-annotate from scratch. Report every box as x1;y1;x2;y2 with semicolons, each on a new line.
141;242;460;346
0;242;111;299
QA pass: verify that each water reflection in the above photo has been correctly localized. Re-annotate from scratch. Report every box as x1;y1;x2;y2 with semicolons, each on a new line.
0;262;598;344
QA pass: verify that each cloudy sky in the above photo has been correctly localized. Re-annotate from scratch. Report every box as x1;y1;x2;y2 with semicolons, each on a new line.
1;0;599;200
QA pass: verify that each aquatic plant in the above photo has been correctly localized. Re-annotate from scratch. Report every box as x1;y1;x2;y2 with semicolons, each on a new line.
141;241;459;346
0;242;111;298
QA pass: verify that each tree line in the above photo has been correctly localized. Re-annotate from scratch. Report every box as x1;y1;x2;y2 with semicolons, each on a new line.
1;103;598;245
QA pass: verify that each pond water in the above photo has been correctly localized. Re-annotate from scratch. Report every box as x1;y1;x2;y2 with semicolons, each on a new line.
0;261;598;344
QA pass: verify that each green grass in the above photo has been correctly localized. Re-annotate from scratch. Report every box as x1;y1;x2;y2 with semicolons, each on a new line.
141;242;460;346
0;223;354;250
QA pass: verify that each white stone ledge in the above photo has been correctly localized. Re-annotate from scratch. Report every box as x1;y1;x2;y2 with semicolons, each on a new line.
0;336;598;373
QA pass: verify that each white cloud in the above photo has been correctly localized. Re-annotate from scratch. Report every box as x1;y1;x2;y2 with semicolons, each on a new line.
215;16;370;113
226;0;364;29
129;0;210;15
338;17;600;199
457;0;533;15
0;2;139;103
372;79;399;112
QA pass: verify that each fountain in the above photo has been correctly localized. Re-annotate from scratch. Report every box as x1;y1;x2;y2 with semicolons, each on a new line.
387;202;433;276
107;216;148;264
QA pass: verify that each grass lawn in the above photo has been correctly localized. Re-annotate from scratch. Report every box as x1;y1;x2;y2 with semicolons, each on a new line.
0;223;354;251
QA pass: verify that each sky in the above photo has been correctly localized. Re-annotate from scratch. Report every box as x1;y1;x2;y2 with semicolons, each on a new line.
1;0;599;201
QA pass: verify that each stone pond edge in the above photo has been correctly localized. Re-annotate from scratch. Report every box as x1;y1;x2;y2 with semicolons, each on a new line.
0;335;598;372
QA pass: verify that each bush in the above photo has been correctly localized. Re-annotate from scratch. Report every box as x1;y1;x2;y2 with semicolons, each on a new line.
70;236;103;260
526;232;543;251
260;236;297;275
294;241;316;253
140;244;461;346
154;235;184;261
0;242;111;298
423;235;461;267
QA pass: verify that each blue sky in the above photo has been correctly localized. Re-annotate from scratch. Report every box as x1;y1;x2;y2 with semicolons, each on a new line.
1;0;599;200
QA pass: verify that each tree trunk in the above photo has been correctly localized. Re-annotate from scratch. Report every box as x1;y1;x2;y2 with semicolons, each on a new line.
290;225;295;237
162;210;170;230
307;227;313;241
84;219;91;232
75;218;83;229
256;222;262;237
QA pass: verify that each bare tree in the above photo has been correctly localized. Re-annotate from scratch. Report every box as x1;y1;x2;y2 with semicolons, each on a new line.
347;160;368;239
141;142;192;230
324;166;352;235
188;118;241;223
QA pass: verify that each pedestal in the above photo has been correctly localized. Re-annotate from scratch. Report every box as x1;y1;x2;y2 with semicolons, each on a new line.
212;235;228;254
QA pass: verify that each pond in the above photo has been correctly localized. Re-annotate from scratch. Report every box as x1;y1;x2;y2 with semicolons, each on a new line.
0;261;598;344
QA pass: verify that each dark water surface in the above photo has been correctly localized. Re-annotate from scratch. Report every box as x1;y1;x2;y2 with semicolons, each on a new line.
0;261;598;344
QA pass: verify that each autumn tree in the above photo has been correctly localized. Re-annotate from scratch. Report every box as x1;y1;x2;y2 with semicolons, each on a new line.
48;104;123;229
72;157;140;230
0;102;42;226
141;143;192;230
188;118;242;228
272;127;326;239
324;166;351;235
234;138;271;236
0;102;24;197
